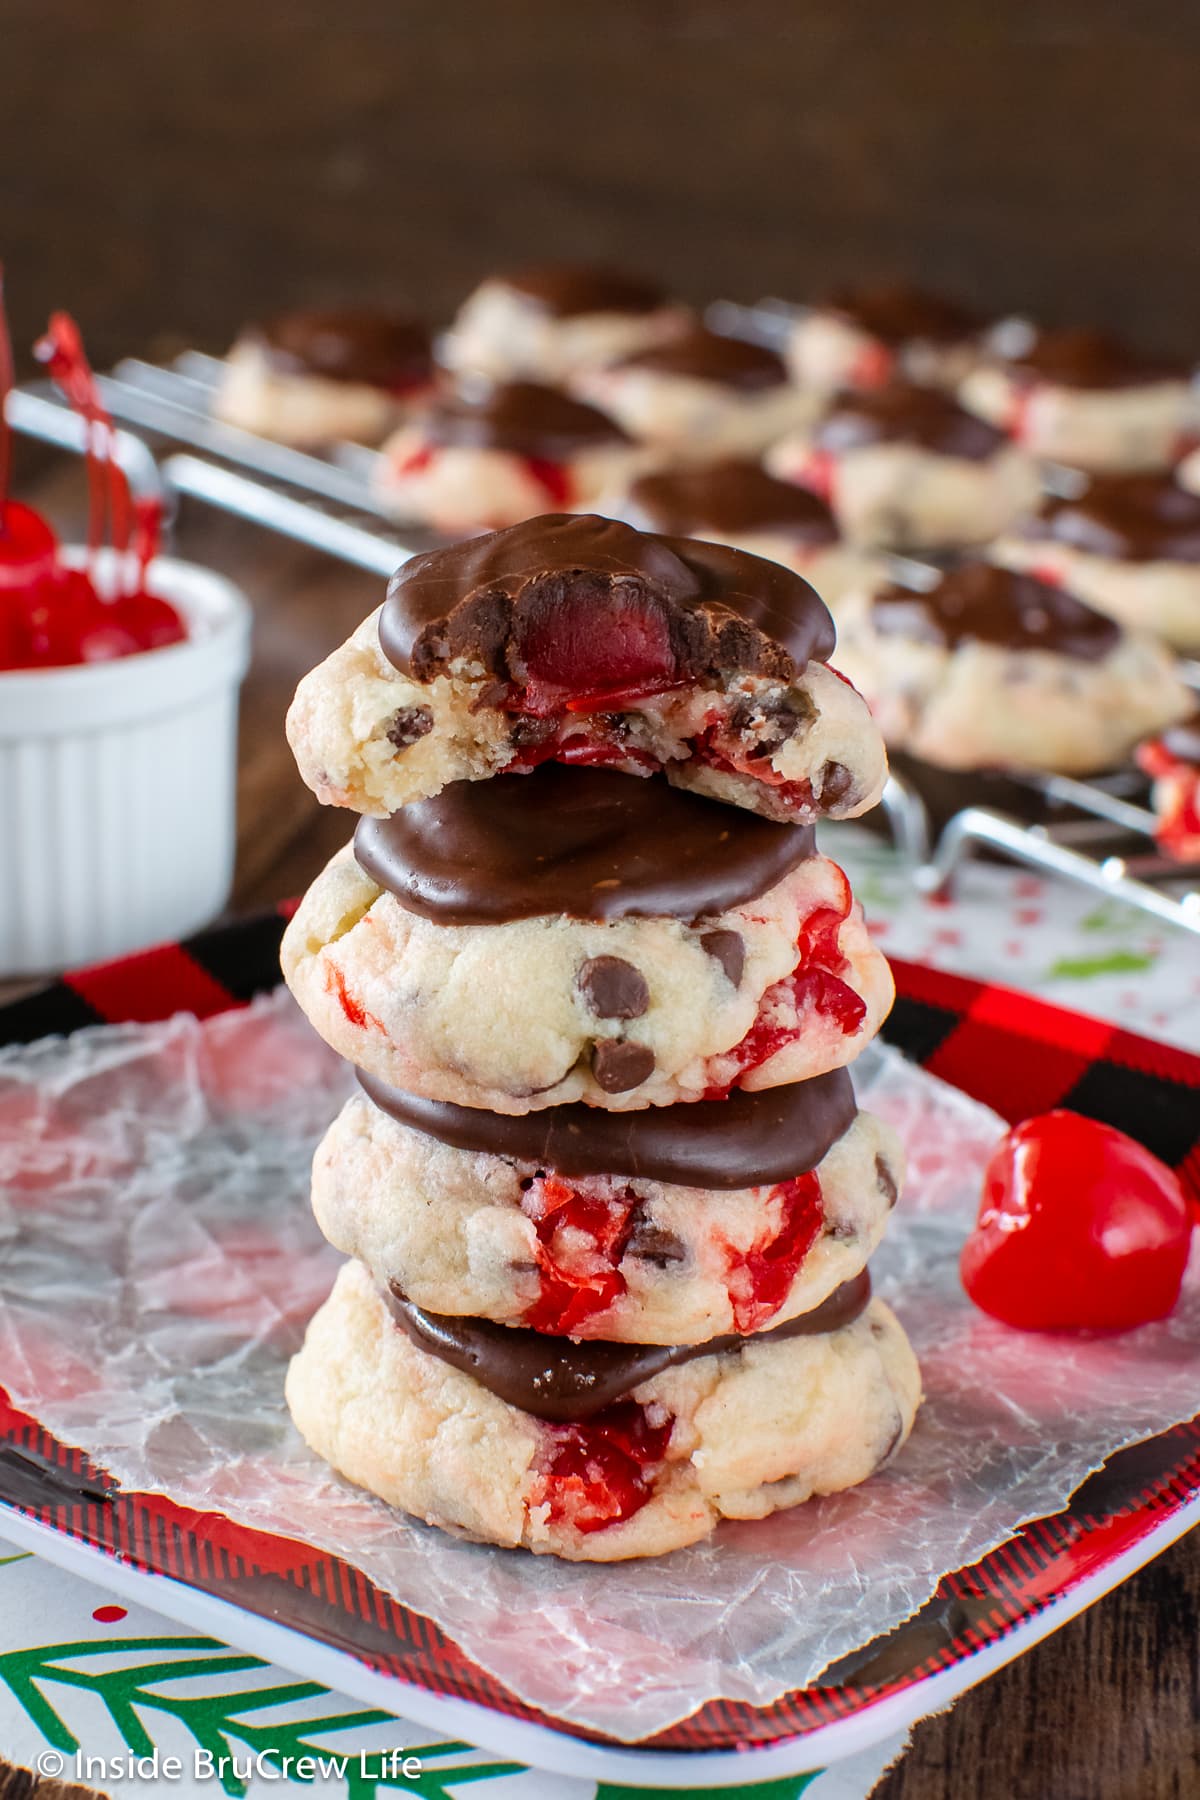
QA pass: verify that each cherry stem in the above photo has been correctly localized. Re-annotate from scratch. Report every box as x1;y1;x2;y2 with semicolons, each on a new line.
133;494;162;591
0;265;13;532
35;312;135;597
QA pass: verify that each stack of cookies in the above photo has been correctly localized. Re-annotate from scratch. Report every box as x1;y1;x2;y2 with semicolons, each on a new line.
281;514;920;1561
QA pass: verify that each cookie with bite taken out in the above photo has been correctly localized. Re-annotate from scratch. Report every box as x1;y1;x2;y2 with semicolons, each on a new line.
285;514;887;828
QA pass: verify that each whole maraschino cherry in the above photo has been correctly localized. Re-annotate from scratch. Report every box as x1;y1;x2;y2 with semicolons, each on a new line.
961;1110;1195;1331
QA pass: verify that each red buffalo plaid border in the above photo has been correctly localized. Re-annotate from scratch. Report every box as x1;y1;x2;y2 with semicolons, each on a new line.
1;911;1198;1755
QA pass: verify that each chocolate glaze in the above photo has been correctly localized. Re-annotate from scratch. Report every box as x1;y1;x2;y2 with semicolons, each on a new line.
1158;712;1200;765
247;308;432;390
379;513;835;686
353;765;816;923
615;327;789;391
358;1064;856;1188
421;381;629;459
1008;327;1183;390
873;561;1121;661
625;459;839;547
814;383;1005;461
1018;473;1200;565
822;283;980;346
383;1269;873;1420
497;264;668;318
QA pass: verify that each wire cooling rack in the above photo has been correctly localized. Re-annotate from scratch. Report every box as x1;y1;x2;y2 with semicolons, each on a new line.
7;337;1199;938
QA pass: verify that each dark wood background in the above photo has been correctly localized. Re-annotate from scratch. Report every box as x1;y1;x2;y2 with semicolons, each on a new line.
4;1;1200;366
4;5;1200;1795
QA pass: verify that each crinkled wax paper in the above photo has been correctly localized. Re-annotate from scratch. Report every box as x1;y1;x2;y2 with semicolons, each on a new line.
0;990;1197;1740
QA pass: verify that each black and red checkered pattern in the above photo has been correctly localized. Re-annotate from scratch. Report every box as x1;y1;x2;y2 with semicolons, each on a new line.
1;914;1198;1754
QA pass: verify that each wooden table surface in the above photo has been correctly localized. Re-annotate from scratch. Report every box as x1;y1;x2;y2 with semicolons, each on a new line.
2;457;1198;1800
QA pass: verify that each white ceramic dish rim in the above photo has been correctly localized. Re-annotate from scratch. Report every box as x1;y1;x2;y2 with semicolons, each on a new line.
0;550;252;736
0;1493;1194;1787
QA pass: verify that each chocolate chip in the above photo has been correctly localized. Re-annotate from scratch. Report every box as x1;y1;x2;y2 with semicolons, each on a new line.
875;1153;899;1208
470;680;510;713
577;956;650;1020
825;1219;858;1242
700;929;745;988
820;761;855;806
591;1039;655;1093
385;705;434;750
509;713;557;748
731;688;810;758
625;1212;687;1269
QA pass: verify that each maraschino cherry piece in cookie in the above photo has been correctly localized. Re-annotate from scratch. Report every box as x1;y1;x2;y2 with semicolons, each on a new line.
961;1110;1194;1331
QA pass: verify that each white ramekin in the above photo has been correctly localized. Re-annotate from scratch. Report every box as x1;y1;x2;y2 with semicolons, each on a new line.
0;550;252;975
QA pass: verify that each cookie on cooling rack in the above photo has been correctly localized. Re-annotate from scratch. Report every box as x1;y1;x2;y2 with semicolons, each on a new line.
214;308;435;446
959;326;1195;473
440;264;691;383
833;559;1191;773
766;383;1039;551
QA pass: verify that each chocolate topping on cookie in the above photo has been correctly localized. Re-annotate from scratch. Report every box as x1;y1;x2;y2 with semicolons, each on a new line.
1007;327;1183;391
247;308;432;390
378;513;835;687
813;383;1005;461
383;1268;873;1420
614;327;789;391
625;459;840;546
872;561;1122;661
421;382;629;460
358;1064;857;1188
1018;473;1200;565
499;264;668;319
353;765;816;923
822;283;980;346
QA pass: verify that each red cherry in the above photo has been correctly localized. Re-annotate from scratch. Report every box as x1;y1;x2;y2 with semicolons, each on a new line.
520;455;573;509
522;1175;635;1336
531;1401;672;1535
849;340;895;389
113;589;187;651
702;872;865;1098
961;1111;1194;1332
0;501;58;592
724;1171;824;1334
516;587;677;700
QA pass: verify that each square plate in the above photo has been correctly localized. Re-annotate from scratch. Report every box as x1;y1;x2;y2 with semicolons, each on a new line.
1;912;1197;1789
